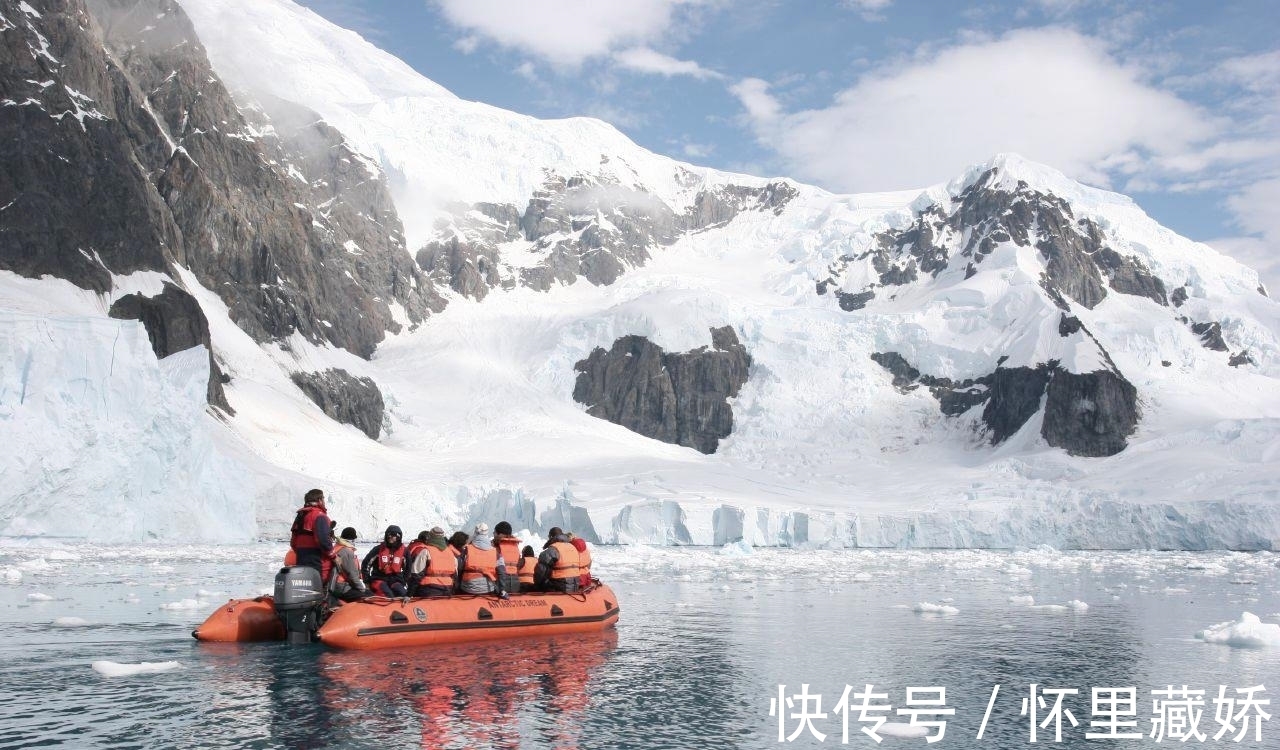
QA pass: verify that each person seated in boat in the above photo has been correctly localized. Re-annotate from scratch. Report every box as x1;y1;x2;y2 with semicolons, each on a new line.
408;527;458;598
361;525;409;597
459;523;506;596
492;521;523;593
289;488;333;576
330;526;369;603
534;527;581;593
518;545;537;591
567;532;593;589
448;530;469;555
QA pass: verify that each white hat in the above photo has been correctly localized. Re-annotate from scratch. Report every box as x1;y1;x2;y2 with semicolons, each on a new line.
473;522;489;537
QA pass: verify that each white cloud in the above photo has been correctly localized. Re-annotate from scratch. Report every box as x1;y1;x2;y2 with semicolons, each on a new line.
453;35;479;54
731;27;1218;193
613;47;722;80
729;77;781;125
513;61;538;82
682;142;713;158
433;0;705;68
842;0;892;21
1228;178;1280;242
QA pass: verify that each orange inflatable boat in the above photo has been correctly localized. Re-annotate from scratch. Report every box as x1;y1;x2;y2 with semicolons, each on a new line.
193;584;619;650
193;596;286;642
316;585;620;650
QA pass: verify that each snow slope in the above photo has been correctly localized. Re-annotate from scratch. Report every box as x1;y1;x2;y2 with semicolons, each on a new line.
1;0;1277;546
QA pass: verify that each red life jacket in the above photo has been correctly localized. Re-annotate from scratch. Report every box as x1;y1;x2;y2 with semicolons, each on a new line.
549;541;580;580
290;505;326;551
417;545;457;589
462;543;499;582
405;540;426;563
373;543;406;576
495;537;521;575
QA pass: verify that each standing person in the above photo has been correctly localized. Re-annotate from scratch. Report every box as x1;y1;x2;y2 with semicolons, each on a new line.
330;526;369;603
534;527;580;593
408;527;458;598
518;545;537;590
459;523;505;595
289;489;333;580
567;532;593;589
361;525;409;597
492;521;522;593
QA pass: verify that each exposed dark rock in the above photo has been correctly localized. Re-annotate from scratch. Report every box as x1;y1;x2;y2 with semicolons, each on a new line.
1042;370;1138;457
290;368;385;440
983;364;1055;444
1092;246;1167;305
1161;360;1172;367
0;0;180;291
2;0;442;361
872;345;1139;456
572;326;751;454
831;168;1166;313
1058;315;1083;336
1260;285;1269;298
418;177;798;300
1190;321;1228;352
108;282;231;413
869;352;921;389
1171;285;1188;307
835;290;874;311
1229;351;1255;368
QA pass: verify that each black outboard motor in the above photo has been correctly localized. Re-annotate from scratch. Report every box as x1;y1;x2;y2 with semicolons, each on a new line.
273;566;326;644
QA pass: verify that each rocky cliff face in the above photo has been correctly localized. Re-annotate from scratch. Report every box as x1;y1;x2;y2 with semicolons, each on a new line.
419;173;797;300
572;326;752;453
817;168;1169;311
0;0;443;379
108;282;230;412
872;327;1140;458
290;368;385;440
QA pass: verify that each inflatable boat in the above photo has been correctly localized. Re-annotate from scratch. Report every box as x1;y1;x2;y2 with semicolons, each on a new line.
193;566;619;650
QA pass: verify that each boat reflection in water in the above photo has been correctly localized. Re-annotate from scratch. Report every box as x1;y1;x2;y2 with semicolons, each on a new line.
307;629;619;749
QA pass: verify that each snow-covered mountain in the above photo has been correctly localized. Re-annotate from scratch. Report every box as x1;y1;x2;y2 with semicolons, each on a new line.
2;0;1278;548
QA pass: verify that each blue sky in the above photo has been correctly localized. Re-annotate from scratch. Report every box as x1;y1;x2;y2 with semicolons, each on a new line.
295;0;1280;289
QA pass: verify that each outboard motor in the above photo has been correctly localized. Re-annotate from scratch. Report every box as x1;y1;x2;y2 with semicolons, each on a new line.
273;566;326;645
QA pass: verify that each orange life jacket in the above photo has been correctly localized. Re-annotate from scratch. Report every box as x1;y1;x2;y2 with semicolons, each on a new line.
405;540;426;564
461;543;499;582
549;541;580;580
495;537;521;575
577;544;593;585
518;554;536;585
417;544;457;589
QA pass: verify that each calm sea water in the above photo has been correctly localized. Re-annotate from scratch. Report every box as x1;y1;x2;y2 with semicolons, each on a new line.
1;544;1277;749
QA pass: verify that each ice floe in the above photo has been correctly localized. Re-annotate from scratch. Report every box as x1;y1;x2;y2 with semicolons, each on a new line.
92;660;182;677
1195;612;1280;648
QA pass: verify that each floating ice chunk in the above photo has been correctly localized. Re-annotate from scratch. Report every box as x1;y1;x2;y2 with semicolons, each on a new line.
27;592;53;601
1163;587;1190;594
159;598;201;611
878;722;930;738
92;660;182;677
717;540;752;557
53;617;90;627
196;589;222;599
1030;604;1069;612
1009;595;1035;606
913;602;959;615
2;568;20;583
1066;600;1089;610
1196;612;1280;649
851;572;873;582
